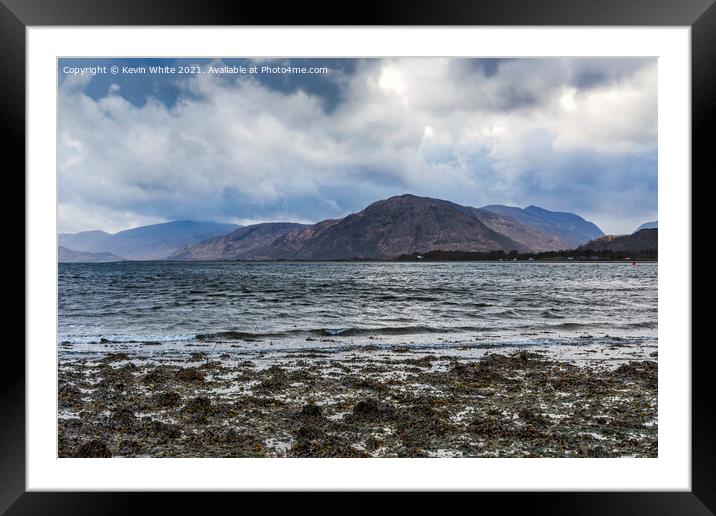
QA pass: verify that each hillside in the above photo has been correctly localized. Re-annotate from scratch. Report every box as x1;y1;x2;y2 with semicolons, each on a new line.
58;246;123;263
578;228;657;253
173;195;529;260
59;220;240;260
481;204;603;247
634;220;657;232
169;223;308;260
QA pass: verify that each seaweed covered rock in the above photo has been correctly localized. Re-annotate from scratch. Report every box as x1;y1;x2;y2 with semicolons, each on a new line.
183;396;212;415
153;391;182;408
468;415;513;437
290;423;367;458
256;365;289;392
101;352;130;363
395;401;453;449
109;405;138;432
299;403;323;419
75;439;112;458
614;361;657;389
139;419;182;442
142;365;174;385
518;407;550;427
58;383;84;410
346;398;397;423
175;367;205;383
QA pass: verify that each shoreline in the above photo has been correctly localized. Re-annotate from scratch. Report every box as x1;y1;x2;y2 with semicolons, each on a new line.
58;346;658;458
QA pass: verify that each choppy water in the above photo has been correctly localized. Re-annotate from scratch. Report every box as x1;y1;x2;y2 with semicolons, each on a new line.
58;262;657;357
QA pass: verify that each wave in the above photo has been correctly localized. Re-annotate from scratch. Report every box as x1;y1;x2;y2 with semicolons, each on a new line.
194;325;492;341
60;320;656;346
196;330;284;341
313;325;450;337
547;322;591;329
58;333;196;345
617;321;657;329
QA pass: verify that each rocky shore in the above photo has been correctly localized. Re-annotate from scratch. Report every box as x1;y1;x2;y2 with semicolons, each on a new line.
58;347;657;458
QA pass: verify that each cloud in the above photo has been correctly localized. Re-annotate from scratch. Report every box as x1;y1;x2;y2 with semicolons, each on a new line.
58;57;657;234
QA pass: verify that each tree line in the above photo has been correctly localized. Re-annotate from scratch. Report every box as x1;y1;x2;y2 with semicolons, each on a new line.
394;248;657;262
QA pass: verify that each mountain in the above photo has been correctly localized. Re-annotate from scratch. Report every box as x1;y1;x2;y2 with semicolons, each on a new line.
480;205;603;248
577;228;657;253
634;220;657;232
170;223;308;260
268;195;529;259
59;220;240;260
58;230;111;251
458;207;570;251
58;246;123;263
172;195;529;261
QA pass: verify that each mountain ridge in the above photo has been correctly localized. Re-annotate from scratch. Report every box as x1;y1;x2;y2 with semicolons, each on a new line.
59;220;240;260
170;223;309;261
58;246;124;263
634;220;657;233
578;228;657;254
481;204;603;247
171;194;603;261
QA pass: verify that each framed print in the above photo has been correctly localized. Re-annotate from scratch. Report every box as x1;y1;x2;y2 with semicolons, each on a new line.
6;0;712;512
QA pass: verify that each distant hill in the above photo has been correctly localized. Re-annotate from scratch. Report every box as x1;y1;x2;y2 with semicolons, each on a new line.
170;223;309;260
481;204;603;247
82;196;612;261
458;206;571;251
634;220;657;232
578;228;657;254
58;246;123;263
269;195;528;259
58;230;111;251
173;195;534;260
59;220;240;260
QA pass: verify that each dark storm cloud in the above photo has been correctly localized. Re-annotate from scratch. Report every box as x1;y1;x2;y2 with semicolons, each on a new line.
470;58;514;77
59;57;356;112
238;58;357;113
58;57;657;234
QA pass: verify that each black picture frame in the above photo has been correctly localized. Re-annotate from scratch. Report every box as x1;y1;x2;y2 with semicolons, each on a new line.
4;0;710;513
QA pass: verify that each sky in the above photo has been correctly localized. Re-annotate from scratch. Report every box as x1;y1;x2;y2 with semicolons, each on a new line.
58;57;657;235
